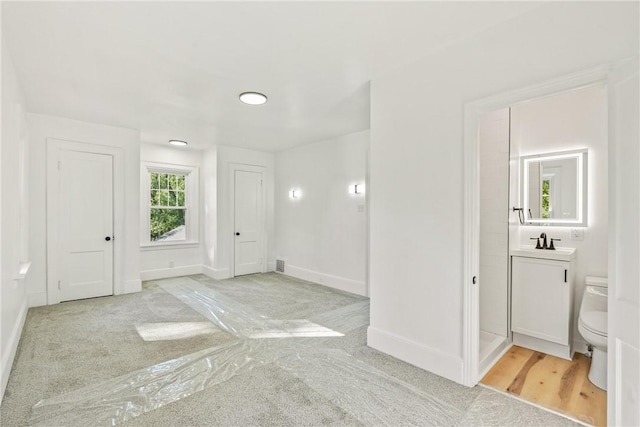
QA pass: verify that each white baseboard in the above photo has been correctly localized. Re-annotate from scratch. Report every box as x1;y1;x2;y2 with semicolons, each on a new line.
27;292;47;308
367;325;463;384
1;298;28;404
140;266;202;282
201;265;231;280
513;332;572;360
284;264;366;296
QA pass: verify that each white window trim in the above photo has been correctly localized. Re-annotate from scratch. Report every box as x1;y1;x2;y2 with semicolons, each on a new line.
140;161;199;249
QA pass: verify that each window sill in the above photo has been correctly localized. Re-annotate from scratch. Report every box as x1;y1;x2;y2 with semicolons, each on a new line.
140;241;200;251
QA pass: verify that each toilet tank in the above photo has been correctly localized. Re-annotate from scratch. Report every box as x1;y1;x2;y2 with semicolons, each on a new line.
582;276;608;313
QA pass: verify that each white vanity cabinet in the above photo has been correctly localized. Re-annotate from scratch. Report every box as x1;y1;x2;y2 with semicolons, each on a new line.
510;247;576;360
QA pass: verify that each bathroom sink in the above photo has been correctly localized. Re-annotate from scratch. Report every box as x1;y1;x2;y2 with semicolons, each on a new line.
510;246;576;262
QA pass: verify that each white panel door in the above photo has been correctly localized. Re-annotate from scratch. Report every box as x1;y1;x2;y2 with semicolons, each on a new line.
234;169;263;276
58;150;114;301
608;58;639;426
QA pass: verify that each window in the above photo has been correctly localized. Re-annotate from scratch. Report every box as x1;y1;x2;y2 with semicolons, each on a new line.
141;163;198;247
150;172;186;241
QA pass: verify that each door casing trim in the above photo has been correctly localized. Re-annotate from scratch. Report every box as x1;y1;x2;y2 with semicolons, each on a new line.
462;61;623;387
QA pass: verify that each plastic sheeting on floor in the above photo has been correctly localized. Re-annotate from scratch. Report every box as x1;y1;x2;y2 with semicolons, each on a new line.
135;322;221;342
29;340;269;426
30;343;461;426
158;278;345;339
29;276;459;426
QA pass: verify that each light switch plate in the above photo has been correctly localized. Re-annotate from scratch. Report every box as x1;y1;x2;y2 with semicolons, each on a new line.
571;229;584;241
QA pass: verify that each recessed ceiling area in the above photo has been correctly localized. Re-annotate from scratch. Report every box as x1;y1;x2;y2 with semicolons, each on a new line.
1;2;540;151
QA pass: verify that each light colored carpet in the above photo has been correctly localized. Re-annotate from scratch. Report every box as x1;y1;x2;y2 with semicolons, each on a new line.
0;273;579;426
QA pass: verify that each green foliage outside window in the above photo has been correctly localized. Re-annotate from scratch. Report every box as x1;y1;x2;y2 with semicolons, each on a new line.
541;179;550;219
150;172;187;241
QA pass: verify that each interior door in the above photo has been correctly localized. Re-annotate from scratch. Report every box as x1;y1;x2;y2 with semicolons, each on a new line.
233;169;264;276
608;57;639;426
57;150;114;301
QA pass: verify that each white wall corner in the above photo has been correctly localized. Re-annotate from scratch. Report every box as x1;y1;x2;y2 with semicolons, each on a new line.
201;265;231;281
266;261;276;272
27;292;47;308
0;298;28;404
367;326;464;385
121;279;142;294
284;264;367;296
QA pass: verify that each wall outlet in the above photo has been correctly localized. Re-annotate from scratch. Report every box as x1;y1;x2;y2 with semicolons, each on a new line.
169;260;175;268
357;204;365;213
570;229;584;241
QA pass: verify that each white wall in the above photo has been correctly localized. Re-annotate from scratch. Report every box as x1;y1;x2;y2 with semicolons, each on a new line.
367;1;638;383
202;145;218;274
1;37;30;403
213;146;275;278
275;130;369;296
511;84;608;352
27;113;141;306
479;109;509;337
139;143;204;280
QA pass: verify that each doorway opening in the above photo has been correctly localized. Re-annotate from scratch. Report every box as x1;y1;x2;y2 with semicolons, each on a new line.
461;59;640;425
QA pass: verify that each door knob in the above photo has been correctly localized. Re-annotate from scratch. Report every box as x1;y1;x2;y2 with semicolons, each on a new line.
105;236;111;241
235;232;240;236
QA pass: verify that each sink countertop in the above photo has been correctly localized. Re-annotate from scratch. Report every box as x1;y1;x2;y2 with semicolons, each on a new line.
510;246;576;262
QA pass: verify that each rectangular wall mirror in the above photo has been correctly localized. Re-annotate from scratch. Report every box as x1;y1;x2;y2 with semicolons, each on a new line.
521;149;588;226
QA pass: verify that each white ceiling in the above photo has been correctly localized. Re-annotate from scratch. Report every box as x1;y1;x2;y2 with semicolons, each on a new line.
2;1;539;152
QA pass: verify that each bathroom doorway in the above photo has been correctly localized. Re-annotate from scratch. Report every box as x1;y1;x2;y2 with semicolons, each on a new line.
461;63;623;389
461;60;640;426
476;83;610;381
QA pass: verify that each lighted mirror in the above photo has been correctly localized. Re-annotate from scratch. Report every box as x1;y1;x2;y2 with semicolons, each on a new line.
521;149;588;226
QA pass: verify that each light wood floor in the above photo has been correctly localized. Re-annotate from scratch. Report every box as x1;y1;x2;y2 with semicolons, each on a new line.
481;345;607;426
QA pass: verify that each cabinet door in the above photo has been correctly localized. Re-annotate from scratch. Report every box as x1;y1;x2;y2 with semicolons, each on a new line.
511;257;570;345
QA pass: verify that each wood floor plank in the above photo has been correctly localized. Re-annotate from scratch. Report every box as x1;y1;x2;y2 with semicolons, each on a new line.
520;351;575;408
507;351;546;395
562;353;591;413
573;354;607;427
481;346;534;390
480;346;607;426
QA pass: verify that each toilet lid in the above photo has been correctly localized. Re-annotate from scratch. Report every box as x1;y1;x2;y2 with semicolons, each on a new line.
581;311;607;336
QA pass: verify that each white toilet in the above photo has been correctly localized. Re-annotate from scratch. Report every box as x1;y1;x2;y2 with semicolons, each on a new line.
578;276;608;390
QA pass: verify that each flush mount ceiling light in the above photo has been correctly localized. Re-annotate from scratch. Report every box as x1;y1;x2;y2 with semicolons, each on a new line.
239;92;268;105
169;139;188;147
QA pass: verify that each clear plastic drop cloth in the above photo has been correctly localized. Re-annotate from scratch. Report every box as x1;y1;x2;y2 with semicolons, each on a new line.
275;348;463;426
29;343;462;427
29;277;456;426
135;322;221;342
158;278;344;339
308;299;370;334
29;339;273;426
